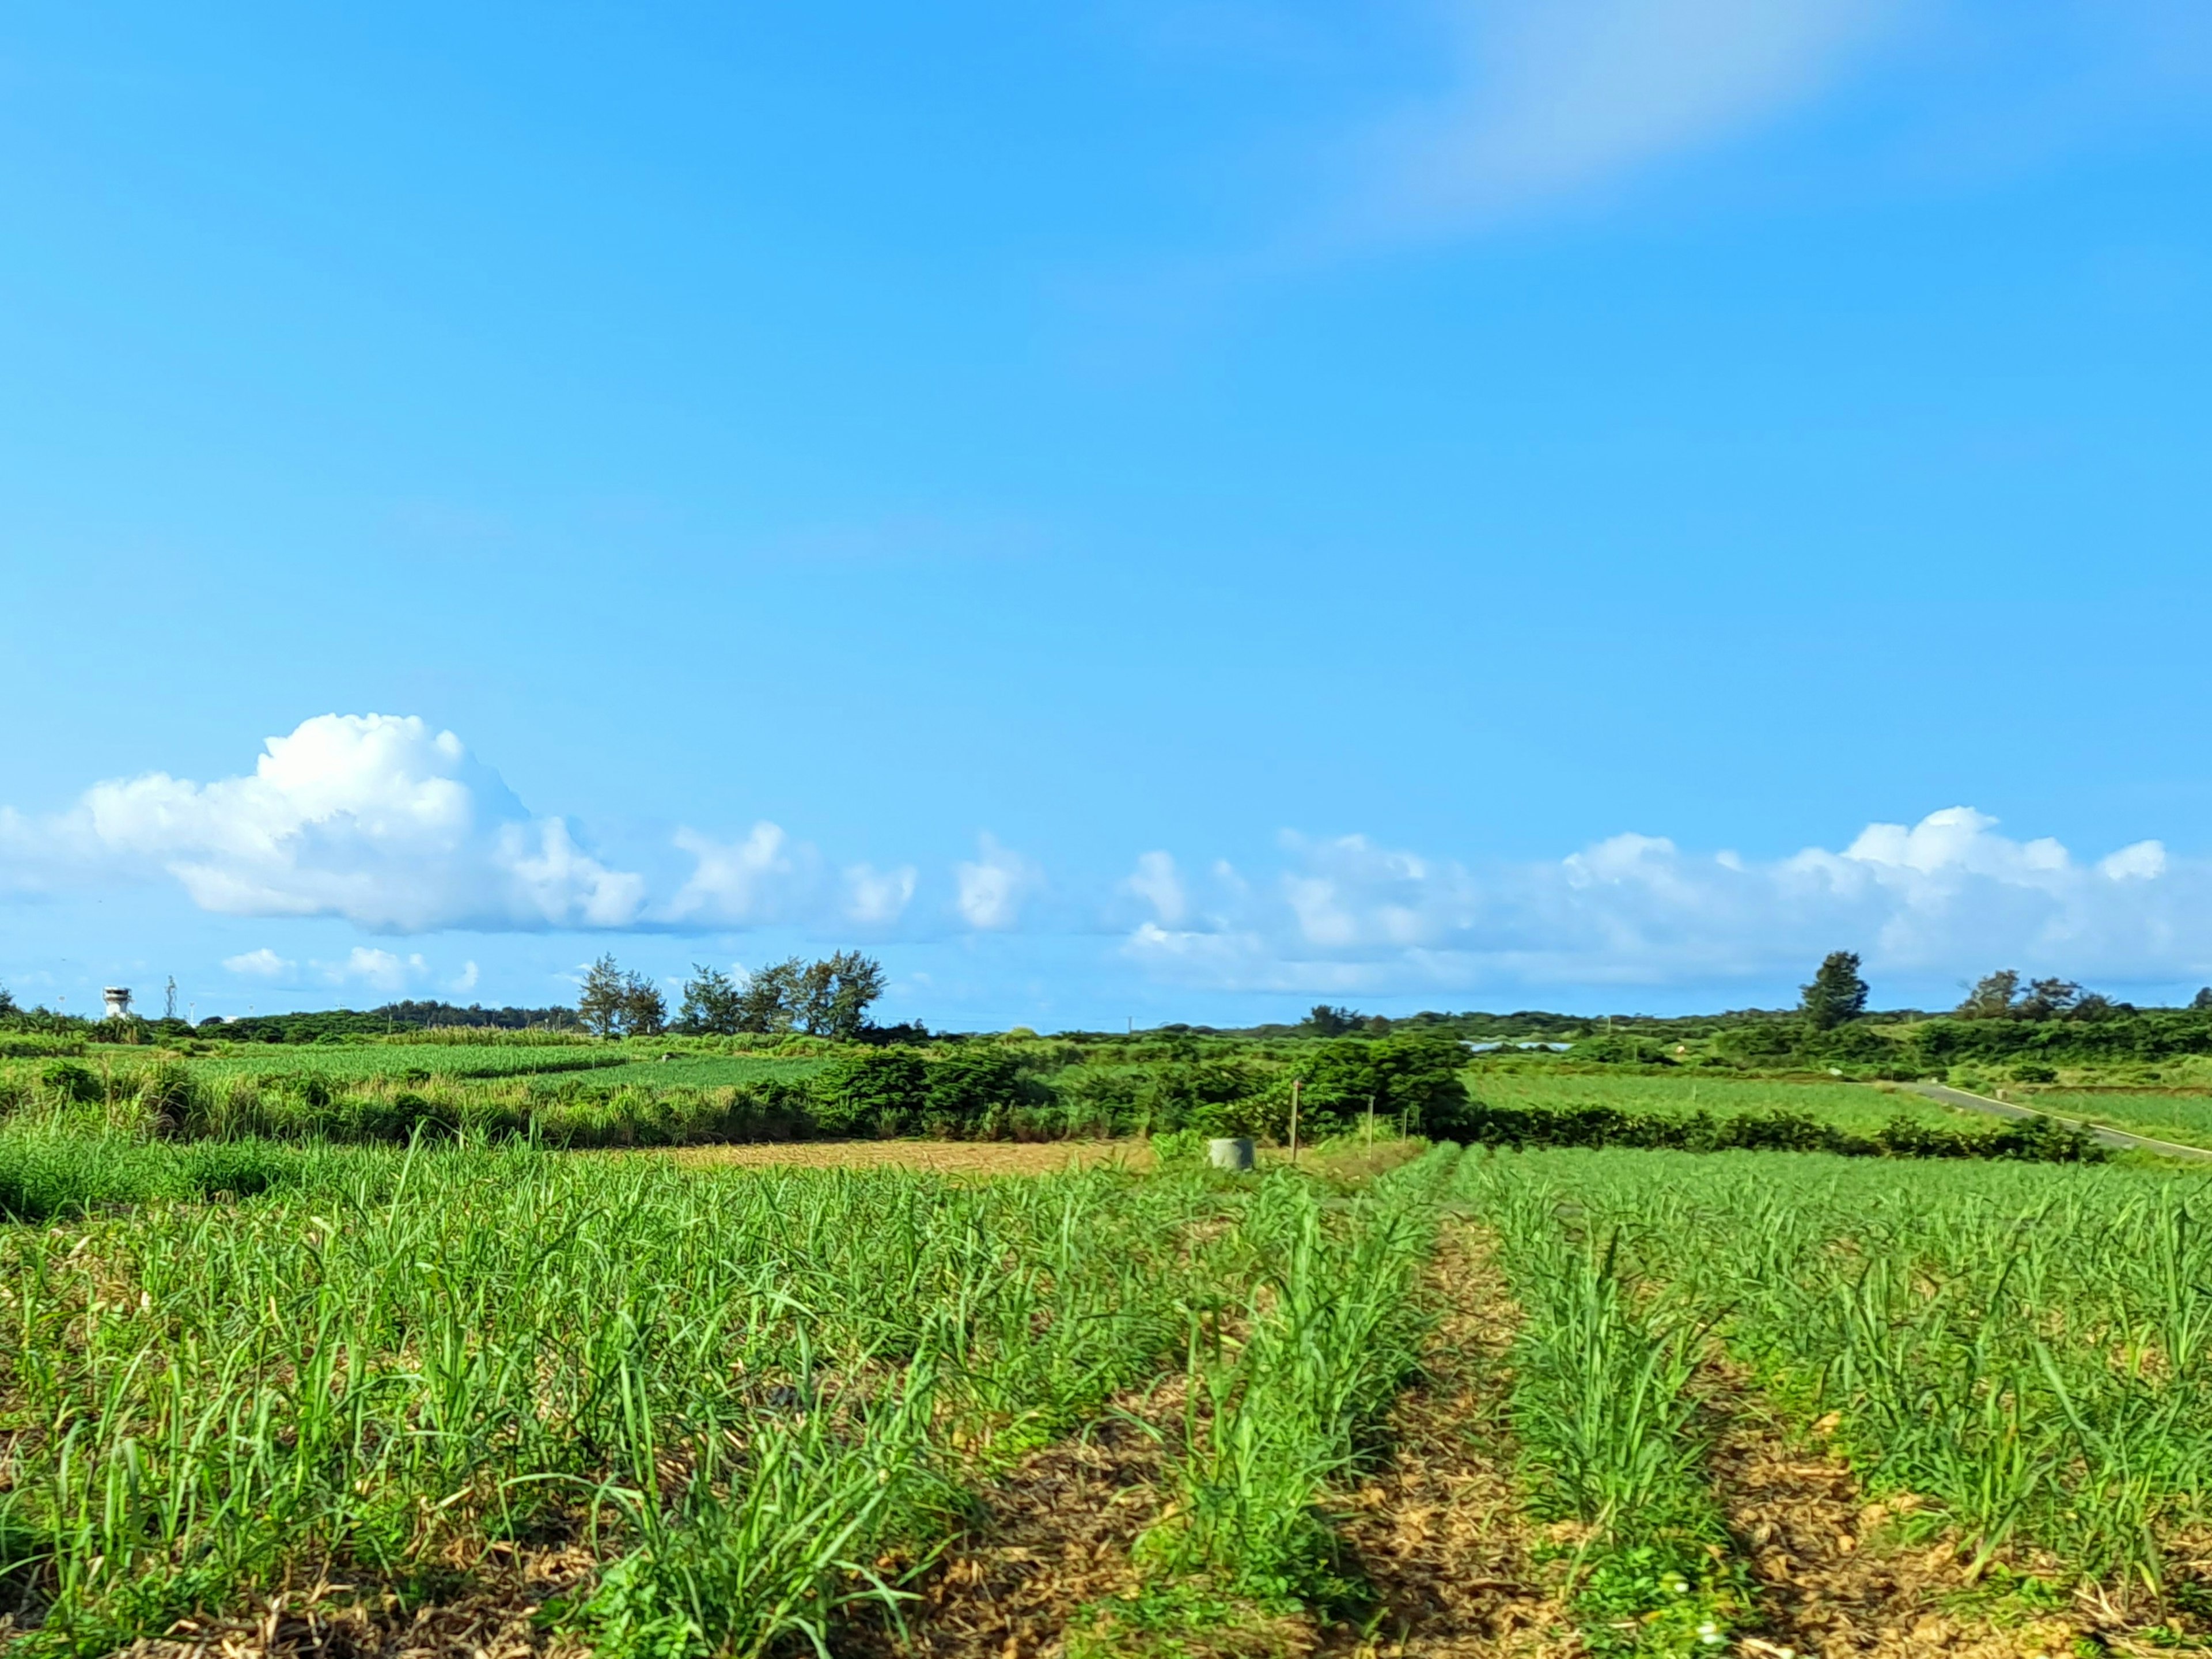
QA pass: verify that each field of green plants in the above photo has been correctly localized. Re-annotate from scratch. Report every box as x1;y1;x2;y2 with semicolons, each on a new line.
4;1081;2212;1657
2011;1086;2212;1150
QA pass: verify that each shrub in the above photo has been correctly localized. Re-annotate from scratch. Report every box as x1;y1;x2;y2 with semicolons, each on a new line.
39;1060;102;1104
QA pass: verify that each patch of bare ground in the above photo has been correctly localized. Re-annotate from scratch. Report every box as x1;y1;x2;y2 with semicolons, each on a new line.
654;1140;1146;1177
839;1381;1184;1658
104;1544;597;1659
1706;1381;2085;1659
1315;1223;1578;1659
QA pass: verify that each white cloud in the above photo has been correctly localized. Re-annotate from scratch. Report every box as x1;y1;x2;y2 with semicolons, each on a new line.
844;862;918;927
1354;0;1903;236
222;948;294;979
452;960;481;994
332;947;426;993
0;714;644;931
1123;808;2212;994
666;823;817;925
956;834;1041;931
1124;851;1188;927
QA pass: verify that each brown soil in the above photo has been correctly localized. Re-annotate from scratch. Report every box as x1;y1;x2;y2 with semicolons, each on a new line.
1315;1224;1578;1659
104;1545;596;1659
655;1139;1148;1176
839;1381;1184;1658
1708;1388;2083;1659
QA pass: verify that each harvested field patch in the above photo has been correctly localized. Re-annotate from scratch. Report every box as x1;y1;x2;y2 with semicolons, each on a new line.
1709;1385;2082;1659
652;1138;1146;1176
1319;1223;1575;1659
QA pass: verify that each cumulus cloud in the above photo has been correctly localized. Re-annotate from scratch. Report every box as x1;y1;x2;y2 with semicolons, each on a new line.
666;823;816;925
222;948;294;979
1124;808;2210;994
334;947;426;993
956;835;1041;931
0;714;644;931
844;862;918;927
1353;0;1903;235
0;714;948;942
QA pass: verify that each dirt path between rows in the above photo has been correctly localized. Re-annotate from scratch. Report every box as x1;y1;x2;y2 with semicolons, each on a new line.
839;1380;1183;1658
1316;1223;1577;1659
1706;1381;2084;1659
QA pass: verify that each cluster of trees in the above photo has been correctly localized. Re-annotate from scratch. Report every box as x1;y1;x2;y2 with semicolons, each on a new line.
1952;969;2118;1022
1797;952;2168;1029
677;952;886;1039
576;952;889;1040
1301;1004;1396;1037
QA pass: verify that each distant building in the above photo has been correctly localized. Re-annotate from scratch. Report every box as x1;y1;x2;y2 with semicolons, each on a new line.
103;987;132;1020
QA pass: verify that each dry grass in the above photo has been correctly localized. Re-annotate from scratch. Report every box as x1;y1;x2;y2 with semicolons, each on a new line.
1707;1382;2085;1659
650;1139;1150;1176
1317;1224;1578;1659
107;1543;599;1659
840;1380;1184;1658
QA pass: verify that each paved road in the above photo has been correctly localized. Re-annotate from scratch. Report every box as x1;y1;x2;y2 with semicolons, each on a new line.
1892;1081;2212;1162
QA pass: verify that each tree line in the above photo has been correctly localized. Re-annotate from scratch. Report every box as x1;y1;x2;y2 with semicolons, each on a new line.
1797;949;2191;1029
576;952;888;1040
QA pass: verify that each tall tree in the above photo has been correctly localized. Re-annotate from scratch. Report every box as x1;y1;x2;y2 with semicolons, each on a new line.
1956;969;2022;1020
738;958;804;1034
818;950;887;1039
2016;978;2085;1020
1799;950;1870;1030
577;954;629;1037
678;965;745;1035
622;975;668;1037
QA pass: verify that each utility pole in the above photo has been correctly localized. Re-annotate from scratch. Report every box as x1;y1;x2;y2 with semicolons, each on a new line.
1366;1092;1376;1147
1289;1078;1301;1165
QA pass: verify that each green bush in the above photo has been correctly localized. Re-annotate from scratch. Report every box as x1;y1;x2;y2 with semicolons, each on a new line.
40;1060;103;1104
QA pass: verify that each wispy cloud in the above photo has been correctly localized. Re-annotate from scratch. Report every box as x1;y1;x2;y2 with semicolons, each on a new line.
1352;0;1904;238
222;947;295;979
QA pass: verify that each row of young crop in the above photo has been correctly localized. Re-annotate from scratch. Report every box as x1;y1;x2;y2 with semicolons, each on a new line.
0;1135;1464;1658
1464;1146;2212;1653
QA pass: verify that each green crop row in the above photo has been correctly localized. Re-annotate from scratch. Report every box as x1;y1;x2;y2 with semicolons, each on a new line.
0;1146;1271;1657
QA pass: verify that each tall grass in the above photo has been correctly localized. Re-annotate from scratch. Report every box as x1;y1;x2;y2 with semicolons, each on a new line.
1466;1160;1741;1654
1461;1147;2212;1602
1132;1146;1457;1619
0;1147;1254;1656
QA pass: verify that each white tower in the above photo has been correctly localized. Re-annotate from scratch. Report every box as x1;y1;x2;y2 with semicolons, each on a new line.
103;986;132;1020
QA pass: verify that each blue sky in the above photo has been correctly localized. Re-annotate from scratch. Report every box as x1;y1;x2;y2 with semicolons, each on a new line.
3;1;2210;1028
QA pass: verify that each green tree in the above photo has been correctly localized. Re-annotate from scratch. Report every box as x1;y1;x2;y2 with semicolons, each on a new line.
678;965;745;1035
2016;977;2084;1020
1957;969;2022;1020
1799;950;1870;1031
1304;1005;1359;1037
738;958;802;1034
813;950;887;1039
622;975;667;1037
577;954;629;1037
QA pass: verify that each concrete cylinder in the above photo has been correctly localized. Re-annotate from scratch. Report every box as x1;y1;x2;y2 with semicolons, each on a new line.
1207;1137;1255;1172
